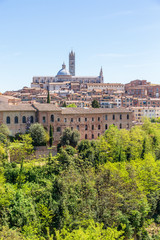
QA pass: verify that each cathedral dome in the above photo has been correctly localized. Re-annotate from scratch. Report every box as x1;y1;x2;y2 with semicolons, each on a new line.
56;63;71;76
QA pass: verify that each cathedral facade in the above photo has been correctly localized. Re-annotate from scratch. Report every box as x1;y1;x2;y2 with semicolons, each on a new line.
31;51;104;90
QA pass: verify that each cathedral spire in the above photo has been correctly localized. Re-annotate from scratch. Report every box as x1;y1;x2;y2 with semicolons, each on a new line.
99;67;104;83
100;67;103;77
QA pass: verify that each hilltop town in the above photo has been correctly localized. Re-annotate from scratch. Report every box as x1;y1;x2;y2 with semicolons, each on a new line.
0;51;160;144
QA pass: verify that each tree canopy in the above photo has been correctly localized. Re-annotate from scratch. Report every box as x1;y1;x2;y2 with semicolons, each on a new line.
66;103;77;108
1;120;160;239
91;99;100;108
28;123;48;146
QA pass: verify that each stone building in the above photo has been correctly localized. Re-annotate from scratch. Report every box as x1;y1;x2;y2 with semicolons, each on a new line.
33;104;132;144
0;101;132;144
0;104;36;135
125;80;160;98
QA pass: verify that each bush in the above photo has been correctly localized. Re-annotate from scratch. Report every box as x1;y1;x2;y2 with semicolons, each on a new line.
29;123;48;146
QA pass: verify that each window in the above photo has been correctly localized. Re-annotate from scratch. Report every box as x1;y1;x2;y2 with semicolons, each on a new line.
71;118;73;122
6;116;10;124
98;117;100;121
127;114;129;120
98;133;100;137
85;125;88;130
92;125;94;130
105;124;108;130
126;123;129;129
98;125;101;130
22;116;26;123
92;134;94;139
57;127;61;132
71;127;73;131
30;116;34;123
51;114;54;122
57;118;60;122
113;114;115;120
92;117;94;121
120;114;122;120
64;118;67;123
77;125;79;130
78;118;81;122
85;118;87;122
15;116;18;124
42;116;46;123
85;134;87;139
120;123;122;129
105;115;107;120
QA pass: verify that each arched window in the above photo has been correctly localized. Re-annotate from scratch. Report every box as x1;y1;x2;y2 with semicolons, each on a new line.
105;124;108;130
57;127;61;132
6;116;10;124
85;125;88;130
85;134;87;139
120;123;122;129
51;114;54;122
30;116;34;123
120;114;122;120
98;125;101;130
92;134;94;139
22;116;26;123
14;116;18;124
127;114;129;119
113;114;115;120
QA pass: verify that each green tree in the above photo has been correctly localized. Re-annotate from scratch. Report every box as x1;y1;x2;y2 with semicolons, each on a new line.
0;226;24;240
49;125;53;147
55;220;124;240
66;104;77;108
91;99;100;108
0;124;10;145
29;123;48;146
0;124;10;137
62;102;67;107
59;128;80;148
47;89;50;103
9;134;33;162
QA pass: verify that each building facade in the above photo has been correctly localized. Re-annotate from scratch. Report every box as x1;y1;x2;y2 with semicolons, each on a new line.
34;104;132;144
0;102;132;144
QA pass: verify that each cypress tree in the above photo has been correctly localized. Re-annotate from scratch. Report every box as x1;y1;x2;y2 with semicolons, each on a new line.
49;125;53;147
47;89;50;103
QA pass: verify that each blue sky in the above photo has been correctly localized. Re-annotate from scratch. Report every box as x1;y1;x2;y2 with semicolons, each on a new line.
0;0;160;92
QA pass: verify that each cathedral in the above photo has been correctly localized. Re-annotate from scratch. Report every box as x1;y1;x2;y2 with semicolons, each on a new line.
31;51;104;90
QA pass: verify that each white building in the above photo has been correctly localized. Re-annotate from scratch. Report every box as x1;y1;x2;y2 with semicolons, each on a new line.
131;107;160;121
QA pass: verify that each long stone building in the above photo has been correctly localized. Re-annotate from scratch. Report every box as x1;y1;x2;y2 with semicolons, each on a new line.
0;102;132;144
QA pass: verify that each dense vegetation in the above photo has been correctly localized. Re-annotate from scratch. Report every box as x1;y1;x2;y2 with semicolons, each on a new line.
1;119;160;239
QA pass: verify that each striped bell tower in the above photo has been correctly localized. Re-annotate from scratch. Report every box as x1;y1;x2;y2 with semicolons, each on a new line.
69;51;75;76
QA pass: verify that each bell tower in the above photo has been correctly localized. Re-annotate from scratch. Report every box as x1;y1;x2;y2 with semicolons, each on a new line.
69;51;75;76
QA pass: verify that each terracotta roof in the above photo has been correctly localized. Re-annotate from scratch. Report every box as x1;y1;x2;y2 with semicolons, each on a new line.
61;107;131;115
33;103;61;112
87;83;124;86
0;104;36;112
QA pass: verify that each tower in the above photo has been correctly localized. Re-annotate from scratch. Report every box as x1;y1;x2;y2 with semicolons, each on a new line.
69;51;75;76
99;67;104;83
